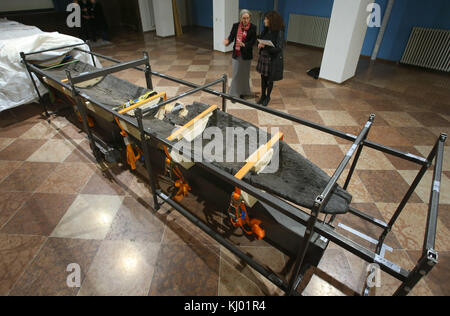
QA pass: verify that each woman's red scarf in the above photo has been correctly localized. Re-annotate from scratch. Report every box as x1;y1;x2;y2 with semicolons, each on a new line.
235;22;250;52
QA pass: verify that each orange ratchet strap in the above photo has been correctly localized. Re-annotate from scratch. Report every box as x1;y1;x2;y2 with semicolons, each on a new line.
163;146;191;202
228;187;265;240
114;117;140;170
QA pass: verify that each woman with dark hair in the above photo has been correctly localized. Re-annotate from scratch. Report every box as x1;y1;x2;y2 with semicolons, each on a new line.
223;9;257;99
256;11;285;107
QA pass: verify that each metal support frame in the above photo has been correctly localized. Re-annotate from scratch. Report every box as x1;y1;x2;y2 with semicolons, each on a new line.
65;70;101;162
288;115;375;295
135;108;161;211
143;51;153;90
20;52;49;117
21;48;447;296
222;74;228;112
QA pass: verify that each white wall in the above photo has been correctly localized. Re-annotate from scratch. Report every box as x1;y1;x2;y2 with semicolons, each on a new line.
152;0;175;37
319;0;374;83
0;0;54;12
213;0;239;53
139;0;156;32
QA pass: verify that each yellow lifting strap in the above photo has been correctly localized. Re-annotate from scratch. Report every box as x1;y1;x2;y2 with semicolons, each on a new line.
118;92;167;115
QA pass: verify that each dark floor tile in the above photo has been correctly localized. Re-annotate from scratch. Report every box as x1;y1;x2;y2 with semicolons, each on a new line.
63;140;96;163
407;251;450;296
311;98;344;111
383;146;423;170
0;234;46;295
0;160;22;183
396;127;440;146
336;203;402;251
1;193;76;236
0;139;46;161
9;238;101;296
349;111;389;127
227;109;259;126
0;162;58;192
106;197;165;243
303;145;346;169
0;192;32;229
358;170;421;203
81;171;126;195
408;112;449;127
287;110;325;125
262;125;300;144
149;243;219;296
0;120;37;138
367;127;413;147
316;248;359;292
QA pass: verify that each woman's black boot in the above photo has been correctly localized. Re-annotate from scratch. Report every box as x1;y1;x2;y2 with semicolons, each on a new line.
257;95;266;105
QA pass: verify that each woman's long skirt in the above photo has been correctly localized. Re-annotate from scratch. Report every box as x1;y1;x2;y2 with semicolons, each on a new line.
229;56;252;97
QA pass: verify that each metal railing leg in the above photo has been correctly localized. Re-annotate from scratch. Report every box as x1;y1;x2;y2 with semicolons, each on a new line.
375;139;438;254
287;198;322;295
394;249;438;296
20;52;50;117
222;74;227;112
144;52;153;90
65;70;101;162
135;108;160;211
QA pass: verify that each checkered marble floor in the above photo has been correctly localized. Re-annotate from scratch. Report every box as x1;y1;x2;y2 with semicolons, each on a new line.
0;27;449;296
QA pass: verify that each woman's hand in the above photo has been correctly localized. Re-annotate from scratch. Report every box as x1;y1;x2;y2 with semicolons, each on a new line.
258;43;265;49
223;39;230;46
238;40;245;47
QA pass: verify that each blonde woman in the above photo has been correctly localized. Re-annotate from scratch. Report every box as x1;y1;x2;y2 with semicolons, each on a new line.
223;9;257;99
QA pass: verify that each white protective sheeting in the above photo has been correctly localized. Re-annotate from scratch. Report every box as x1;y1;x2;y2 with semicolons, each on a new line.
0;19;100;112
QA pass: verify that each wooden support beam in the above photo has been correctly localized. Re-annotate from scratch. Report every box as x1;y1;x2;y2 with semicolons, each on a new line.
168;105;218;141
234;132;284;180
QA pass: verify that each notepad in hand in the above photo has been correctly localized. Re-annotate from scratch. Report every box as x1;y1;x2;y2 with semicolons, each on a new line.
257;39;275;47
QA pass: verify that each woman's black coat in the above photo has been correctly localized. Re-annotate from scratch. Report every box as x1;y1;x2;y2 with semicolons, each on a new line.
259;28;285;82
227;23;257;60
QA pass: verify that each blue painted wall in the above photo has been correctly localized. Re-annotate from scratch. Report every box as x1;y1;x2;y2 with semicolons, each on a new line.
240;0;274;12
375;0;450;61
191;0;213;28
190;0;450;61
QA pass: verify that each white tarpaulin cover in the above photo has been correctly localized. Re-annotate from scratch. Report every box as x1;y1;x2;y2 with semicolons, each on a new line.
0;18;100;112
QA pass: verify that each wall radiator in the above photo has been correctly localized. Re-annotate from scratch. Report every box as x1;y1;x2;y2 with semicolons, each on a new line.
287;13;330;48
401;27;450;72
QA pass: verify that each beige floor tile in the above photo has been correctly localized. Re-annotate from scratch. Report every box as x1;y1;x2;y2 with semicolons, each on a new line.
415;146;450;171
398;170;450;204
294;126;338;145
78;240;160;296
27;139;75;163
339;145;396;170
318;111;359;126
51;194;124;240
19;122;58;140
257;111;293;125
376;203;449;252
0;138;15;151
324;169;373;203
